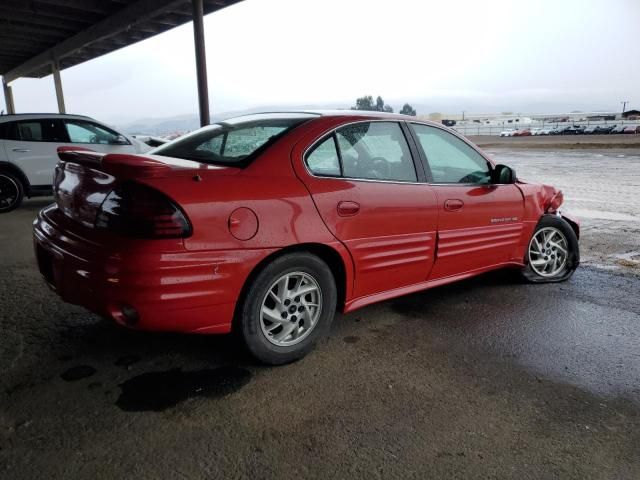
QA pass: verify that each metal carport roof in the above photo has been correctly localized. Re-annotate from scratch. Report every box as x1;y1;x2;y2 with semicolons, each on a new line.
1;0;243;125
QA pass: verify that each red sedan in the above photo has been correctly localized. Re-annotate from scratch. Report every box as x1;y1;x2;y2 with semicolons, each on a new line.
33;112;580;364
512;128;532;137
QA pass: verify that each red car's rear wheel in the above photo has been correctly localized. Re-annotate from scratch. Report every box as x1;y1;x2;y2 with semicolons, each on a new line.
238;252;337;365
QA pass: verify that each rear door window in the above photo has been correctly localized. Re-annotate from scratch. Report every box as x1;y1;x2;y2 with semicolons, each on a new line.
10;119;67;142
304;122;419;182
0;121;19;140
305;136;341;176
335;122;417;182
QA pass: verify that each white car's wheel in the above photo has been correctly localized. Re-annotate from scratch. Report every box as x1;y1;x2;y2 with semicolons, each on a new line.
0;172;24;213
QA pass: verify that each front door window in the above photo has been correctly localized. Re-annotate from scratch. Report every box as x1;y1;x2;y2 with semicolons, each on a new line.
411;124;490;184
64;120;126;145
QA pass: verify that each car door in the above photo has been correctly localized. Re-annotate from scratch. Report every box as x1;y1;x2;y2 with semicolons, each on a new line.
3;119;69;186
409;123;525;280
295;120;438;299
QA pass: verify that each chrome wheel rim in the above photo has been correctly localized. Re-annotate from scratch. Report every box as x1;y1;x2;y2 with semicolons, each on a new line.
260;271;322;347
0;174;19;210
528;227;568;277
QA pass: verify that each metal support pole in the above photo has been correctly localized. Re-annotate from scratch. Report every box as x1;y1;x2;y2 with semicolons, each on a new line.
52;58;66;114
192;0;210;127
2;77;15;114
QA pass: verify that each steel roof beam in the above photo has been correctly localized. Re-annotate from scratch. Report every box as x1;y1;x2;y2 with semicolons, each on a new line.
3;0;187;83
31;0;119;15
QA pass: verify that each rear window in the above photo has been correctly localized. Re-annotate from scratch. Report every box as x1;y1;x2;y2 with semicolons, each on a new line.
0;121;17;140
152;115;314;167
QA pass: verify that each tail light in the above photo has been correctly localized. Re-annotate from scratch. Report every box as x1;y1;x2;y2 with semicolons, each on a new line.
95;182;191;238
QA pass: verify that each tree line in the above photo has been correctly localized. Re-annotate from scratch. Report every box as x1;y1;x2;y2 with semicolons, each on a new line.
351;95;416;116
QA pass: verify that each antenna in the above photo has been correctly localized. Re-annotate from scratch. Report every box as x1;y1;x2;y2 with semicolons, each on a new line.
621;100;629;115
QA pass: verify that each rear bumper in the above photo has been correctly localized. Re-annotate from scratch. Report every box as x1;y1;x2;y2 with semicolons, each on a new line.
33;206;275;334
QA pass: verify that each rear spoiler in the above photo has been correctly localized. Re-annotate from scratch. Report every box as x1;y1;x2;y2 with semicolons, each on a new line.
57;146;104;166
56;147;172;179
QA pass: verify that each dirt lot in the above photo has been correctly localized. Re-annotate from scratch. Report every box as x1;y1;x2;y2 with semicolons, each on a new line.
1;142;639;479
471;133;640;150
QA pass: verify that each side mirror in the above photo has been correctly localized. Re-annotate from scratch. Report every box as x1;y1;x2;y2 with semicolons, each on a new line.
111;134;130;145
492;164;516;184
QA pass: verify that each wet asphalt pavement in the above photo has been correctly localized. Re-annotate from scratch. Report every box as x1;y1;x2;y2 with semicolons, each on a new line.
2;194;640;478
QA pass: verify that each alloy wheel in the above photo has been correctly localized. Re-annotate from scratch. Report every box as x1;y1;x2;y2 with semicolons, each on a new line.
0;174;19;210
260;271;322;347
528;226;569;277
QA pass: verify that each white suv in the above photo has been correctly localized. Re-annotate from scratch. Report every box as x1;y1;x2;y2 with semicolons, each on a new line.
0;113;150;212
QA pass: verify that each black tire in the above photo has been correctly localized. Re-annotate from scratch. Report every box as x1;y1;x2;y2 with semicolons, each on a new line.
238;252;337;365
0;171;24;213
521;214;579;283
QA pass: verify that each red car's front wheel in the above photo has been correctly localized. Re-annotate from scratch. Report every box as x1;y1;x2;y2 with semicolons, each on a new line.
238;252;337;365
521;215;579;283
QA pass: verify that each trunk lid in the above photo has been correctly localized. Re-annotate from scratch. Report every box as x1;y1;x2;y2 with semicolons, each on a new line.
53;148;237;228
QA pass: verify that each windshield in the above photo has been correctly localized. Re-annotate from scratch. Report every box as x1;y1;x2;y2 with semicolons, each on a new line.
152;115;315;166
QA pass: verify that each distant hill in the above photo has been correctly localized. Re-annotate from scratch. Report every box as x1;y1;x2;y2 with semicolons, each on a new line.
115;99;624;136
115;104;347;136
117;114;200;135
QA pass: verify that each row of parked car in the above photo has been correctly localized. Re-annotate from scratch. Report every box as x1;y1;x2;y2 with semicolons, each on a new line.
500;124;640;136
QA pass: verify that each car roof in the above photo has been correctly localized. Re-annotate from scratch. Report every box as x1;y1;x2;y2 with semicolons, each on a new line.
0;113;94;123
219;110;440;127
309;109;412;120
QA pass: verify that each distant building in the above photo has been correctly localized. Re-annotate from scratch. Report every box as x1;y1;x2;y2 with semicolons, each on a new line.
454;114;535;126
587;114;616;121
622;109;640;120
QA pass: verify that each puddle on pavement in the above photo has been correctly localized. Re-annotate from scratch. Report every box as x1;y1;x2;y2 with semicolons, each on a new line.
61;365;97;381
116;366;252;412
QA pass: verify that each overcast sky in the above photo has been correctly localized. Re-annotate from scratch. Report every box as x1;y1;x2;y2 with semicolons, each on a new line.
2;0;639;122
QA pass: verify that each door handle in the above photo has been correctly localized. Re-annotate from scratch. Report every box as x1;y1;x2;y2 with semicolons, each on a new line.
12;148;30;152
337;201;360;217
444;199;464;211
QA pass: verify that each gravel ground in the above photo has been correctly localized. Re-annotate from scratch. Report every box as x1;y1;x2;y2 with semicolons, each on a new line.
1;148;639;479
472;134;640;150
